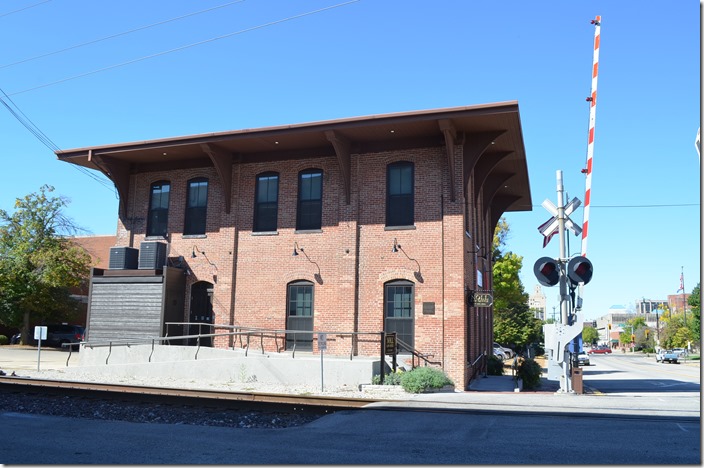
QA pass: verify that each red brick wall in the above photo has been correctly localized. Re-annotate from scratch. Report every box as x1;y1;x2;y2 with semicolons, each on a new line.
114;144;487;388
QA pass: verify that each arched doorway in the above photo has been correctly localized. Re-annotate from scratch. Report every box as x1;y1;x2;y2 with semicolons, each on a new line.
286;280;314;351
189;281;214;347
384;280;415;351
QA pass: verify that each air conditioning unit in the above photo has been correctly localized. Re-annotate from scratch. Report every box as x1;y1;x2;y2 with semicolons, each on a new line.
108;247;139;269
138;241;167;269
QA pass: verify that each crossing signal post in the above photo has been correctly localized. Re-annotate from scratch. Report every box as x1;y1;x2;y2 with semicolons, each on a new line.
536;170;597;394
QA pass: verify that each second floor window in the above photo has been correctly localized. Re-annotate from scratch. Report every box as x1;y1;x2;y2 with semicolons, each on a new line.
386;161;414;227
296;169;323;230
147;181;170;237
184;178;208;235
254;172;279;232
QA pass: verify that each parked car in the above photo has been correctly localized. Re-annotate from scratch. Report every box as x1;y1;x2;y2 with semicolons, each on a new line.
672;348;688;358
492;347;506;361
656;349;679;364
493;342;514;359
577;352;590;366
587;345;612;355
44;324;85;349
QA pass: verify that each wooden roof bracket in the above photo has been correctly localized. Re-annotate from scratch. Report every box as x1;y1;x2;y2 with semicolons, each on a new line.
438;119;458;202
472;151;514;201
489;195;522;231
88;149;131;218
482;172;517;218
462;131;506;193
325;130;351;205
200;143;233;214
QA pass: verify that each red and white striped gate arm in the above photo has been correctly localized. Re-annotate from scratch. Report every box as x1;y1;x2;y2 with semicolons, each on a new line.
581;15;601;257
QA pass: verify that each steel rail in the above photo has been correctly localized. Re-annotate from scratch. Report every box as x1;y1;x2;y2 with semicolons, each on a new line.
0;376;390;410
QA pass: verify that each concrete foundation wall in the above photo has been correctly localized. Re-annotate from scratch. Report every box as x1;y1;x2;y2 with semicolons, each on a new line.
75;345;381;387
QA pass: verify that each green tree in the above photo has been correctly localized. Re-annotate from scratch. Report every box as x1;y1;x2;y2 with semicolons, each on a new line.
659;311;691;349
688;283;700;345
0;185;91;343
581;326;599;345
492;218;542;351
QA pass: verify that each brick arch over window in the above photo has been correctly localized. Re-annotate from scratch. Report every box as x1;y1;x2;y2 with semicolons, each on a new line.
379;269;417;285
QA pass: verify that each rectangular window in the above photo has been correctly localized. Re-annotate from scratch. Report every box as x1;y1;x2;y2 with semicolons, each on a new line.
147;181;170;237
184;178;208;235
296;170;322;230
254;173;279;232
386;162;414;227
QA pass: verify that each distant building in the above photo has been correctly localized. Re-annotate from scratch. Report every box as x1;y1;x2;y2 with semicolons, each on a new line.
668;294;691;315
636;298;667;315
528;284;546;320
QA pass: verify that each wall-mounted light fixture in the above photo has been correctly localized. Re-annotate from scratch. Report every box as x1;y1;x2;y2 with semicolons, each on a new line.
468;245;489;260
392;238;423;283
191;245;218;282
293;242;322;284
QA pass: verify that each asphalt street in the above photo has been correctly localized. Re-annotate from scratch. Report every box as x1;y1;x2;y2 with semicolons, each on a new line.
0;347;700;464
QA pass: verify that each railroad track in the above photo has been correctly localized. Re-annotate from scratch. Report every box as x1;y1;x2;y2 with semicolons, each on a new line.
0;375;385;415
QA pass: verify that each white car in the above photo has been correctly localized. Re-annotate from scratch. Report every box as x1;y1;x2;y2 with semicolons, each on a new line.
672;348;688;358
493;342;514;359
492;347;506;361
577;352;590;366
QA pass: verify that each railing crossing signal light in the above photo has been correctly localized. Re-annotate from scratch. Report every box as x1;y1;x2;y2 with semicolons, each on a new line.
533;257;560;287
567;255;594;285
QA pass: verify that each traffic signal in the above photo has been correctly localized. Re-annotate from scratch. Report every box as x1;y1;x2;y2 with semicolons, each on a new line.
533;257;560;287
630;334;635;343
608;324;611;330
567;255;593;285
645;329;650;338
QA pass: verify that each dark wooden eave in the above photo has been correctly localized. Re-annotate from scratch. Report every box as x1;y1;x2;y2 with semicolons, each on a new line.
56;102;532;220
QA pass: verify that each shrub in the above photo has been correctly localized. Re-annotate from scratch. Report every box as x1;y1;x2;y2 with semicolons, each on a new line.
0;335;8;345
517;357;542;390
371;369;404;385
487;355;505;375
400;366;453;393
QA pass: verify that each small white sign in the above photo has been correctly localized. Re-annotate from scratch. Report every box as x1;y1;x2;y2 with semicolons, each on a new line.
34;326;47;340
318;333;327;351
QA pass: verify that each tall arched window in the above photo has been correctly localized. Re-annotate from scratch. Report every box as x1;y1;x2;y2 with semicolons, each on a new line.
147;180;170;237
386;161;414;227
254;172;279;232
384;279;414;350
286;280;314;351
297;169;323;231
184;178;208;235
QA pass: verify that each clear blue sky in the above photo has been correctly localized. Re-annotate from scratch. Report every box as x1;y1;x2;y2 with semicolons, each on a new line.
0;1;700;321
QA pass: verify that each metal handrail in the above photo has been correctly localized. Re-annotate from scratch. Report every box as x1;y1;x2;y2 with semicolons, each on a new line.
395;337;442;368
467;351;487;386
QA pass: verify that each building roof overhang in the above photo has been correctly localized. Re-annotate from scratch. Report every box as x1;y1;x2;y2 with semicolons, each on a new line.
56;101;532;220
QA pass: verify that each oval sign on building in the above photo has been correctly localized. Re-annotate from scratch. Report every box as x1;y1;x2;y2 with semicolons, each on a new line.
473;292;494;307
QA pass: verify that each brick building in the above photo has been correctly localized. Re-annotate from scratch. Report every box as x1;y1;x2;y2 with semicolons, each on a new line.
57;103;531;388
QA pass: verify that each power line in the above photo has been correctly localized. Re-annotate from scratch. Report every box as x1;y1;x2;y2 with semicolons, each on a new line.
6;0;361;97
0;88;115;191
0;0;247;70
0;0;51;19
